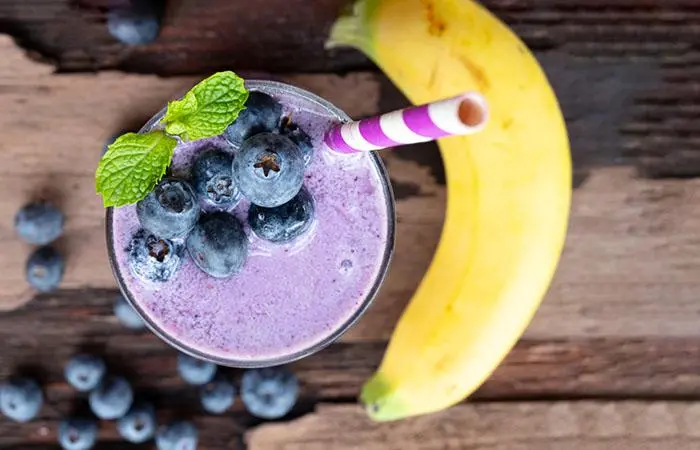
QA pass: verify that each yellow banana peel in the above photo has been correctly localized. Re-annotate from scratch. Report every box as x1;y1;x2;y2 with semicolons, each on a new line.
327;0;571;421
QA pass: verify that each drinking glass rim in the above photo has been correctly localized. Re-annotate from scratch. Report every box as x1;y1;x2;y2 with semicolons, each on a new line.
105;79;396;368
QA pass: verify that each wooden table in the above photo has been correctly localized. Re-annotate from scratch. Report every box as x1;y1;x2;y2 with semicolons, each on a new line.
2;0;700;448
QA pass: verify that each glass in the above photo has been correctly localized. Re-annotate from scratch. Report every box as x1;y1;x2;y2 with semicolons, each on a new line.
106;80;396;367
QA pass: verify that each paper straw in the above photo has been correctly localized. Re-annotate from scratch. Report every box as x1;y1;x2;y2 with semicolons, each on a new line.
324;92;488;154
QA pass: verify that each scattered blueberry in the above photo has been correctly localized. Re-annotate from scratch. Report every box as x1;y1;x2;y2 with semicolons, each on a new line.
279;118;314;165
200;373;235;415
249;188;314;243
15;202;64;245
156;421;198;450
127;229;185;283
233;132;305;208
177;353;217;386
186;212;248;278
26;246;64;292
241;367;299;419
107;0;162;46
224;91;283;147
114;295;146;330
137;178;199;239
0;377;43;422
89;376;133;420
64;354;107;392
192;149;240;207
58;418;98;450
118;401;157;444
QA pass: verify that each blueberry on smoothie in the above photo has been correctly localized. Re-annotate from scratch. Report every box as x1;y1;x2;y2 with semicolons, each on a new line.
200;373;236;415
279;118;314;165
192;149;240;207
58;417;98;450
127;229;184;283
89;376;133;420
0;377;43;422
107;0;162;46
186;212;248;278
224;91;283;146
177;353;217;386
240;367;299;419
118;401;157;443
114;295;146;330
156;421;198;450
64;354;107;392
233;132;305;208
26;246;64;293
249;188;314;243
137;178;199;239
15;202;64;245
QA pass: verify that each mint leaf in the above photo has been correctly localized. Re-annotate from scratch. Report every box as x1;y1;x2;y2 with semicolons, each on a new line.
96;131;177;207
162;71;248;141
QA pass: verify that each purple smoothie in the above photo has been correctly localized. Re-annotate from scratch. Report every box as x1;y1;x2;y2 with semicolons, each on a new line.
108;81;394;366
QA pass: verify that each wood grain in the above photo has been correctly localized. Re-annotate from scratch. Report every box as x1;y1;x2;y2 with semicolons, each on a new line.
247;402;700;450
3;289;700;447
1;0;699;73
4;291;700;403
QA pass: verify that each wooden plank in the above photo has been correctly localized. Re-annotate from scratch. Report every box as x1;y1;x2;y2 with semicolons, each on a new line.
2;0;700;73
3;289;700;447
246;402;700;450
3;291;700;403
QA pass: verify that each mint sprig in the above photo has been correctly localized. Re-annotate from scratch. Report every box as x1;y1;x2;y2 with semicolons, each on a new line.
95;71;249;207
162;71;249;141
96;131;177;207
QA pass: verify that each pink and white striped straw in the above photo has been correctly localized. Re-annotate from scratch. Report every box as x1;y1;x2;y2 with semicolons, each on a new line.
324;92;488;154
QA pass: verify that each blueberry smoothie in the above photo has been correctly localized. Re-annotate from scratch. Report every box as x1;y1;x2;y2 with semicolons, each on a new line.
107;80;395;366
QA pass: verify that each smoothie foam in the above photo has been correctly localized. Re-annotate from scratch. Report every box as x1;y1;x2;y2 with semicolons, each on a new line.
108;82;393;364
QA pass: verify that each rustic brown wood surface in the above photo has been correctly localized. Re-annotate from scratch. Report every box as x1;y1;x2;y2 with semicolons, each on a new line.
3;291;700;448
247;402;700;450
1;0;699;448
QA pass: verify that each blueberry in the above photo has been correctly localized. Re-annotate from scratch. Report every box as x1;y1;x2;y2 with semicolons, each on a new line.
200;373;235;415
118;402;157;444
107;0;162;46
224;91;283;147
192;149;240;207
15;202;64;245
177;353;217;386
89;376;133;420
233;133;305;208
156;421;198;450
241;367;299;419
58;418;98;450
249;188;314;243
0;377;43;422
64;354;106;392
26;246;64;293
279;118;314;165
186;212;248;278
114;295;146;330
127;229;185;283
137;178;199;239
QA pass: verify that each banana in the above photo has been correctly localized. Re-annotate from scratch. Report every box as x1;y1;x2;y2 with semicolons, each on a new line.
327;0;571;421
